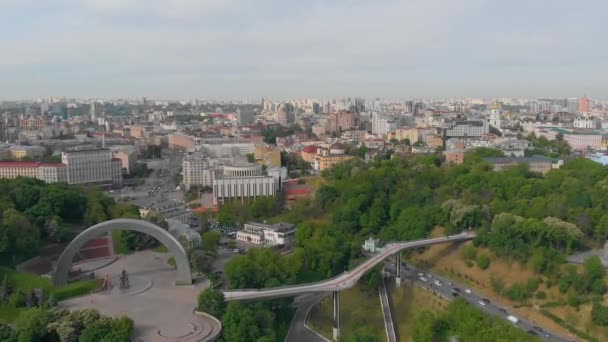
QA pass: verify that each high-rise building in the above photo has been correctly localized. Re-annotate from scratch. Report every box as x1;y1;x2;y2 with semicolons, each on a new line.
89;102;97;121
578;96;591;113
566;98;579;113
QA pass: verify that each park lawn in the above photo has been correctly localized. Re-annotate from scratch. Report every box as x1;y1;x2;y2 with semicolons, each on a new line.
405;227;574;339
0;267;100;322
388;282;448;342
308;284;385;341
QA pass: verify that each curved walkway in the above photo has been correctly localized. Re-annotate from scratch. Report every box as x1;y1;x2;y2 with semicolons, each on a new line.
224;232;475;301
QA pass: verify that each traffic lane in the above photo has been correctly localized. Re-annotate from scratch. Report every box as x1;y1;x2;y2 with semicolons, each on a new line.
398;265;571;342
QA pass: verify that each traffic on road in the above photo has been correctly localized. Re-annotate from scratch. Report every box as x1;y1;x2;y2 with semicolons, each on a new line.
391;262;575;342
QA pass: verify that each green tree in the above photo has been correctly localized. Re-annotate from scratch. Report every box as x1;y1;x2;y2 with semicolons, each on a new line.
201;231;221;255
222;302;262;342
197;288;226;317
0;275;12;304
13;308;52;342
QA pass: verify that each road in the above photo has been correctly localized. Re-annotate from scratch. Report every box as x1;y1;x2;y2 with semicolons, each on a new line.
223;232;475;301
379;277;397;342
389;262;575;342
285;294;331;342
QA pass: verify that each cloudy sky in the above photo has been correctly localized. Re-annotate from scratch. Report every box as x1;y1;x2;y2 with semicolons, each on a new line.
1;0;606;99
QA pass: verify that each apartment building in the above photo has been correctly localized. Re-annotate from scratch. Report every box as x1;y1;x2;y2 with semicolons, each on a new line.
182;154;215;191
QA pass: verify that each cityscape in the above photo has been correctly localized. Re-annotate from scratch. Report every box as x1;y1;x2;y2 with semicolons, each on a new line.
2;1;608;342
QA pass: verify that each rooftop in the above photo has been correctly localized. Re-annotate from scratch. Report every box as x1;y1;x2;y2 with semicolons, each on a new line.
245;221;296;232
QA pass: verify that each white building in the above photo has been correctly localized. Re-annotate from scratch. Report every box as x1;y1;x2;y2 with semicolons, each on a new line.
371;113;396;135
573;116;599;129
212;162;278;205
182;154;216;191
236;222;296;246
62;147;122;188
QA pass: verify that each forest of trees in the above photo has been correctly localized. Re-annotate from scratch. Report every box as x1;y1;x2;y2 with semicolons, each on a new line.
0;178;131;264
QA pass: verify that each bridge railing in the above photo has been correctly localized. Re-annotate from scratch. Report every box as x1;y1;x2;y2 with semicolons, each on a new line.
223;232;475;295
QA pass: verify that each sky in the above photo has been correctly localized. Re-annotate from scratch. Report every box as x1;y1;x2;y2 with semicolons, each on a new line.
0;0;607;100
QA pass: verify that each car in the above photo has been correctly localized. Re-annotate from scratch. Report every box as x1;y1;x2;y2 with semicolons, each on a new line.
498;308;507;314
417;272;424;277
452;287;460;292
451;291;459;297
532;326;543;332
232;248;240;253
434;280;442;286
446;281;453;285
478;300;487;306
506;315;519;324
481;298;490;304
426;274;433;278
420;277;428;282
465;288;472;294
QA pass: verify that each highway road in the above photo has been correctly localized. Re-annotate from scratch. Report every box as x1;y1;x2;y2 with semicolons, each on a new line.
223;232;475;301
388;262;575;342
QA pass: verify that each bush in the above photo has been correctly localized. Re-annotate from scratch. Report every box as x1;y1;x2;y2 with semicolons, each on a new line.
52;280;98;301
476;254;490;270
461;245;477;261
465;260;474;268
9;291;25;307
526;278;540;293
535;291;547;300
591;301;608;326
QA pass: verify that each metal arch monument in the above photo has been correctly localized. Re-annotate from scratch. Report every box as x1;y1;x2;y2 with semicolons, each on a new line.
52;218;192;286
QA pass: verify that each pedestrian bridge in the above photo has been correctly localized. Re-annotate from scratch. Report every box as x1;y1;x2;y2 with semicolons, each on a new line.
223;232;475;301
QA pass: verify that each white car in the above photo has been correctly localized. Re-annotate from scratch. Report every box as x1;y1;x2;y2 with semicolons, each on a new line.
478;300;486;306
465;289;472;294
434;280;442;286
417;272;424;277
420;277;428;282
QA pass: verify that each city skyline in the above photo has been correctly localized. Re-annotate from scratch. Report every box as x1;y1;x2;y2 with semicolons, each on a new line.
1;0;607;99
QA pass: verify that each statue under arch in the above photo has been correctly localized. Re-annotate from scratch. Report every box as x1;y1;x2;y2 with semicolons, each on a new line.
52;218;192;286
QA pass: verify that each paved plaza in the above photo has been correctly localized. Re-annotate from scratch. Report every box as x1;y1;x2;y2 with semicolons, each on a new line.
60;251;219;342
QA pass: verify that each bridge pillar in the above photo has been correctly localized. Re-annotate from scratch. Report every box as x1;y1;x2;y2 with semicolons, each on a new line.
395;253;401;287
333;290;340;341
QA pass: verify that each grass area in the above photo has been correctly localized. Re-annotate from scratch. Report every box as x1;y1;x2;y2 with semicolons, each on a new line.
405;227;577;340
112;230;133;255
308;284;385;340
152;245;169;253
0;267;100;322
388;282;448;342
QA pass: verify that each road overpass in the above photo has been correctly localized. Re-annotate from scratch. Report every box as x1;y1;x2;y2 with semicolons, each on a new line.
223;232;475;340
